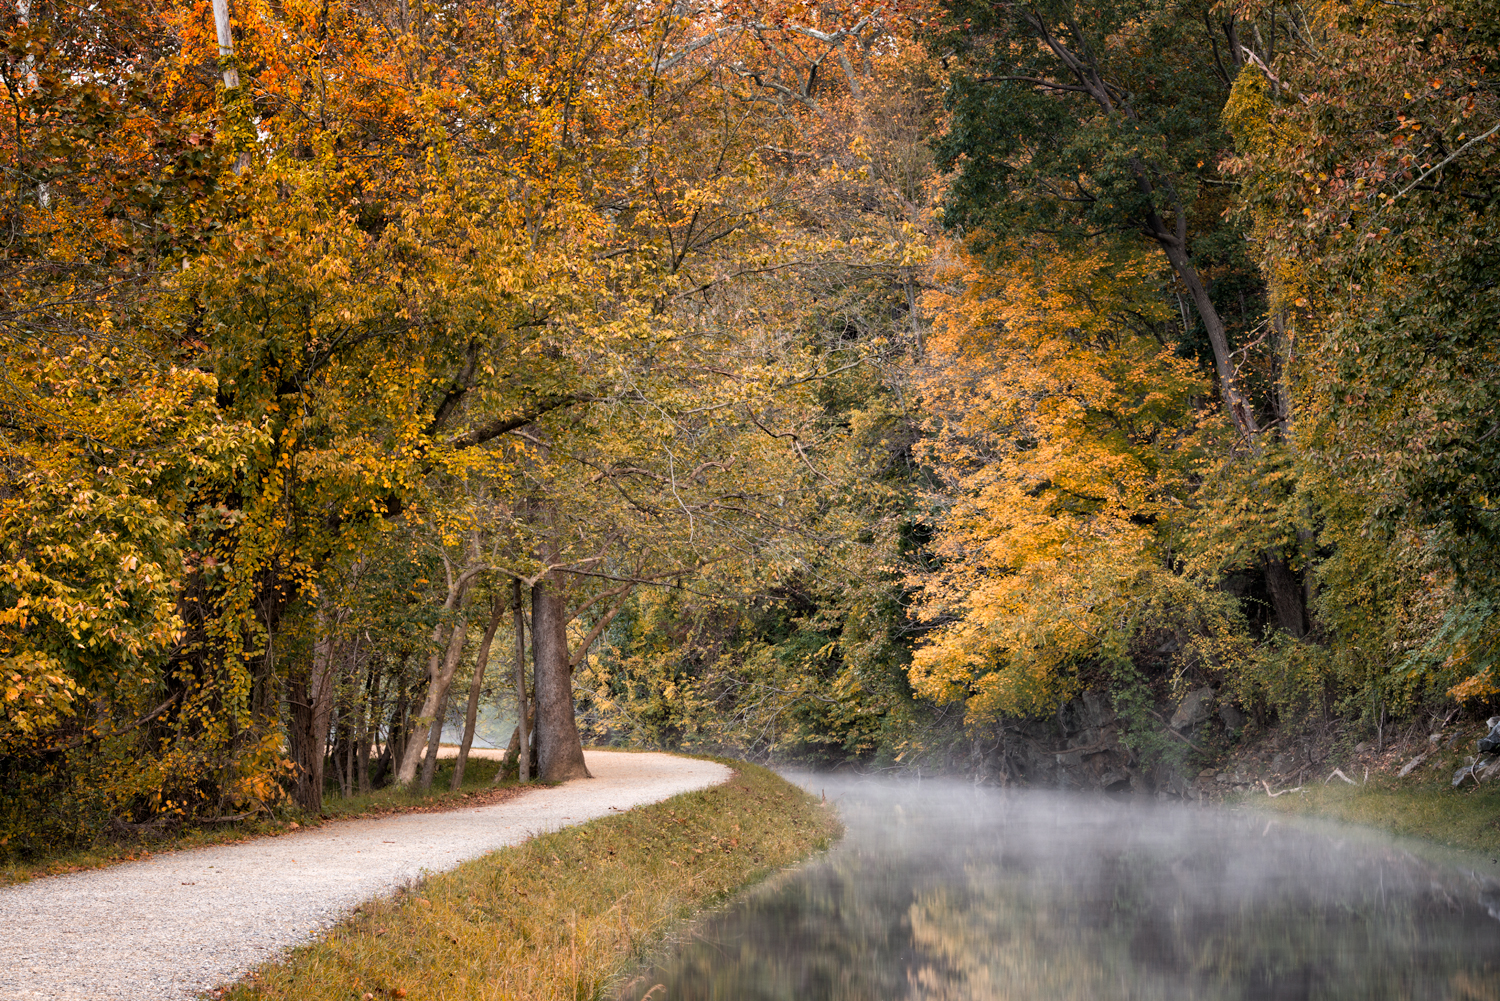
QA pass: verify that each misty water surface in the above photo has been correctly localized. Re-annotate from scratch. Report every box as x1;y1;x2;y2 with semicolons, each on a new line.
620;774;1500;1001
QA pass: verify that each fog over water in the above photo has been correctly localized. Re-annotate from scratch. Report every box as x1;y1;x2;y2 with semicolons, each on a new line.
620;773;1500;1001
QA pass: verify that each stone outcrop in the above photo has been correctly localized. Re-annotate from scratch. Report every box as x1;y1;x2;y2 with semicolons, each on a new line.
981;685;1249;796
1170;687;1215;730
985;690;1135;792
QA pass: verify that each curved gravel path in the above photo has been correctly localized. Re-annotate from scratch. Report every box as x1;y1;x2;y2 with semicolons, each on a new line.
0;750;731;1001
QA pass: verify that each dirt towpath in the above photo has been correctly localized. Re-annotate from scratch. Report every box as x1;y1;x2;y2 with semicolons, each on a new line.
0;750;731;1001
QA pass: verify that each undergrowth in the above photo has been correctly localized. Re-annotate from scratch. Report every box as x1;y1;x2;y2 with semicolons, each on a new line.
218;760;839;1001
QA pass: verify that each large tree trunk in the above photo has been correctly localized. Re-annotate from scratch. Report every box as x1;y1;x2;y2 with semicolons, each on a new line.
532;577;590;782
289;600;345;813
452;591;506;790
286;676;317;812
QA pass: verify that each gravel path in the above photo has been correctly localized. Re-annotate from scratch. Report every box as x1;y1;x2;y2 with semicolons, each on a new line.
0;750;731;1001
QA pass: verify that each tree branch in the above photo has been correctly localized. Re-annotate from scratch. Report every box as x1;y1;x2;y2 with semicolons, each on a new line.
568;585;635;668
447;394;595;450
976;74;1092;94
1392;119;1500;201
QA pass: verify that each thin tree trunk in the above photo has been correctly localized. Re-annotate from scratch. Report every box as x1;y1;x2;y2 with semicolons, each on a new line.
342;708;354;798
1270;309;1295;435
358;661;379;794
395;566;479;786
211;0;241;89
329;706;344;798
419;684;452;792
389;673;411;784
1158;239;1259;441
417;613;472;791
452;591;505;790
501;577;531;784
532;576;590;782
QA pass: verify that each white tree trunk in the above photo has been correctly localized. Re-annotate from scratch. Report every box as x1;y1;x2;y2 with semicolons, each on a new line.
211;0;241;89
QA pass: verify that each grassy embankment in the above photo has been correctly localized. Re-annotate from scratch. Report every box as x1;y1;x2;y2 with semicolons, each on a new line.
1241;725;1500;855
1252;777;1500;855
220;760;839;1001
1;755;522;887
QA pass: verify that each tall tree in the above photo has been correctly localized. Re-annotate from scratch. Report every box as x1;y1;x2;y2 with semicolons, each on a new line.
1222;0;1500;706
933;0;1270;441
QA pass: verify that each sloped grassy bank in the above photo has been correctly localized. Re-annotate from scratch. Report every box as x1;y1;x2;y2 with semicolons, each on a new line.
222;760;840;1001
1249;775;1500;857
1230;718;1500;856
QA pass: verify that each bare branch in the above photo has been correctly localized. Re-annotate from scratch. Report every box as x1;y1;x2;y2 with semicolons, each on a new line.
1392;119;1500;201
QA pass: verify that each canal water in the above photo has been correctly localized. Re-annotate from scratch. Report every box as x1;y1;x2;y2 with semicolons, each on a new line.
619;774;1500;1001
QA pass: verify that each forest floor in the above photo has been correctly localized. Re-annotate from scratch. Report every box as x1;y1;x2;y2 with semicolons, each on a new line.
0;750;789;1001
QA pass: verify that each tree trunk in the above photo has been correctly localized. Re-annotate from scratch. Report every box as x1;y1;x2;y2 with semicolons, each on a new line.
1270;309;1295;436
532;577;590;782
381;673;412;788
357;662;379;794
503;710;535;780
452;591;505;790
341;707;354;798
1159;239;1260;441
1036;18;1260;445
371;738;395;789
1263;553;1307;638
211;0;241;89
329;706;345;798
418;683;452;792
395;567;479;786
416;612;471;791
501;577;531;784
289;601;344;813
287;676;316;811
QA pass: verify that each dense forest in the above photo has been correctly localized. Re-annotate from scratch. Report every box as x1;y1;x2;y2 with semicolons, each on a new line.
1;0;1497;855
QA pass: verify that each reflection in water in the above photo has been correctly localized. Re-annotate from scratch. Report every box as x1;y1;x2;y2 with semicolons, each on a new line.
619;775;1500;1001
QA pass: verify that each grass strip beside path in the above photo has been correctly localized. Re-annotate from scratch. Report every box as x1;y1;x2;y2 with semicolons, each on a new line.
221;761;840;1001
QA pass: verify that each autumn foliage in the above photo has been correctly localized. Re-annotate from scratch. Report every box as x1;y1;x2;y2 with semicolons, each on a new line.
3;0;1500;851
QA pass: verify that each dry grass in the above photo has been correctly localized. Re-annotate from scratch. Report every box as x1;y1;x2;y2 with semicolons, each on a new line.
217;760;839;1001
